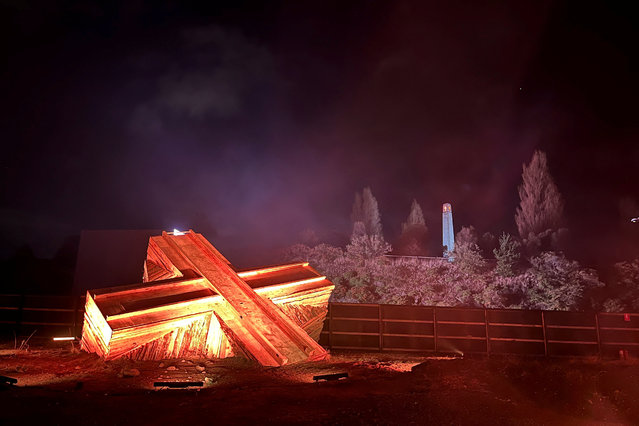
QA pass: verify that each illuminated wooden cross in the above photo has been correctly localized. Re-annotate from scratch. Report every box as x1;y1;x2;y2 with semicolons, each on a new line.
81;230;333;366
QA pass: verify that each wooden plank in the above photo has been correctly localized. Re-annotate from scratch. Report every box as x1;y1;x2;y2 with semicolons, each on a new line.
433;306;438;353
329;345;380;350
328;303;333;349
599;326;639;331
600;341;639;346
595;313;602;357
80;292;112;357
485;308;491;355
598;312;639;317
381;347;435;353
166;231;328;365
382;333;434;338
94;277;208;300
490;337;544;343
545;325;597;330
331;317;378;322
329;302;380;308
541;311;548;356
437;320;486;326
488;322;543;328
107;313;209;360
378;304;383;350
382;319;433;324
437;335;487;340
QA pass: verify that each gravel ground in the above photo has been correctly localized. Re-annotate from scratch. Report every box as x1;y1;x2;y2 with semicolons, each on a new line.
1;343;638;425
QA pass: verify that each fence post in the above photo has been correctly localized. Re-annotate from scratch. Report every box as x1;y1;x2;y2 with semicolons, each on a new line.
541;311;548;357
378;304;383;351
433;306;438;354
17;294;25;336
484;308;490;356
72;295;79;338
594;312;602;358
328;303;333;350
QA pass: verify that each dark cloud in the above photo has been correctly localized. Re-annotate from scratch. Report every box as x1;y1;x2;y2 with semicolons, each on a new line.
1;1;638;268
130;25;274;133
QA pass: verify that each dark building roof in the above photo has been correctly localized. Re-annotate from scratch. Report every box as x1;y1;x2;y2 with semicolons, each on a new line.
73;229;161;294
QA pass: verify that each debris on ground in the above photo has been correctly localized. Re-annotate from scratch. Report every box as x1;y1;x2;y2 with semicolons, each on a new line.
121;368;140;378
0;344;637;425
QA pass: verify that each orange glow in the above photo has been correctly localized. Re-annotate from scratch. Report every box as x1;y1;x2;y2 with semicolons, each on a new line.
237;262;310;278
255;276;327;293
81;231;333;365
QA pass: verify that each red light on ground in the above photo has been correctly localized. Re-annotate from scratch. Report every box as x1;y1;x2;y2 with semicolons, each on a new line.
624;314;631;322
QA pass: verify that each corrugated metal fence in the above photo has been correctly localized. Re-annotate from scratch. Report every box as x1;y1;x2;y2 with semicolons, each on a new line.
1;295;637;357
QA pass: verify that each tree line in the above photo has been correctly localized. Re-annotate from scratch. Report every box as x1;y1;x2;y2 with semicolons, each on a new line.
284;150;639;312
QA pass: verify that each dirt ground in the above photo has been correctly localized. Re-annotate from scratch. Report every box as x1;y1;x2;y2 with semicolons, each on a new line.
1;341;638;425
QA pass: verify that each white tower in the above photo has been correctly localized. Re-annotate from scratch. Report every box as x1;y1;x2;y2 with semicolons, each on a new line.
442;203;454;256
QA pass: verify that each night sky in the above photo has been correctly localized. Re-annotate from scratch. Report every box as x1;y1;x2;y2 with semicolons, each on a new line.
2;1;638;268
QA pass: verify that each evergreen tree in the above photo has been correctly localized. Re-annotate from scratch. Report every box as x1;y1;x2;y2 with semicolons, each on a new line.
347;221;391;261
523;252;602;311
351;187;383;237
603;259;639;312
402;199;425;232
493;233;521;277
453;227;485;275
515;150;564;242
351;221;367;239
397;199;428;255
362;187;383;237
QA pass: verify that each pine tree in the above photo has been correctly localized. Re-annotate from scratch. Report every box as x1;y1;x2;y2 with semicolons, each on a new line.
515;150;564;241
362;187;383;237
453;227;485;275
347;190;389;260
493;233;521;277
347;232;392;261
524;252;602;310
351;187;383;237
351;221;367;239
452;240;486;276
397;199;428;255
401;199;425;232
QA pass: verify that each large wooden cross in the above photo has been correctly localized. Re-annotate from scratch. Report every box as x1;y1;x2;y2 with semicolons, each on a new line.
81;230;333;366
